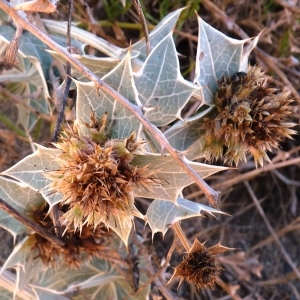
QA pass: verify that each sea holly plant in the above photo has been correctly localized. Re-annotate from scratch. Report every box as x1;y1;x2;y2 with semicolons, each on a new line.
0;2;296;299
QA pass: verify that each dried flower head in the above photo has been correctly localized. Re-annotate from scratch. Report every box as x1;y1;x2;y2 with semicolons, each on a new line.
201;66;296;166
44;112;158;233
168;239;230;290
29;203;113;268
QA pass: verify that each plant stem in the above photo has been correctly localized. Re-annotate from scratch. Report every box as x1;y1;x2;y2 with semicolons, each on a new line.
133;0;150;55
0;1;220;207
0;198;65;248
172;222;191;251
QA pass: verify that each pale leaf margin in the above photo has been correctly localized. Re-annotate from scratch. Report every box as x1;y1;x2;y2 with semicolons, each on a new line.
1;144;63;207
146;197;227;237
195;15;260;105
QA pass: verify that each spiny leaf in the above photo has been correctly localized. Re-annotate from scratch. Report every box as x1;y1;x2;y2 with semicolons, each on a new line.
194;16;259;105
131;7;186;63
1;236;92;298
43;7;185;71
134;32;198;126
99;207;133;247
0;176;44;239
75;51;142;139
131;153;227;201
240;32;261;72
1;145;63;207
146;197;226;237
1;237;37;272
32;259;111;293
164;106;213;159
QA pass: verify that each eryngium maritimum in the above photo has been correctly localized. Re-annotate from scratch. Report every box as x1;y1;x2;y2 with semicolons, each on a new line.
201;66;296;166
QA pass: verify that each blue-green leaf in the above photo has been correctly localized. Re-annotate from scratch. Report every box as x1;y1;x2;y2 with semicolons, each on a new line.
0;176;44;238
132;153;227;201
194;16;259;105
134;33;198;126
1;145;62;207
75;51;141;139
131;7;185;62
146;197;226;237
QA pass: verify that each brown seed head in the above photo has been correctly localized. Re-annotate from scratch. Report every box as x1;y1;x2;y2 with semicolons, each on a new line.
168;239;231;290
201;66;296;166
29;204;112;268
44;112;160;232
